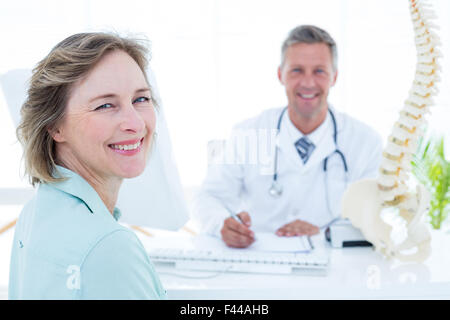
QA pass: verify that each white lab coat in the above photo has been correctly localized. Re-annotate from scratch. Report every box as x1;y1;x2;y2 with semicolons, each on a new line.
191;106;383;236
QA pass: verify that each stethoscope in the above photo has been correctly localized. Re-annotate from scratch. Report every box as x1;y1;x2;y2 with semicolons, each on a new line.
269;107;348;200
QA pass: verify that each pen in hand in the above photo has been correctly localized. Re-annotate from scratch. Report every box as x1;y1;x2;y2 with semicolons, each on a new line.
230;213;255;239
221;208;256;248
231;213;244;224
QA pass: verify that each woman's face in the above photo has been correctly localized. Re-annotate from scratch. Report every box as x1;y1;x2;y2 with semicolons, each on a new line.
53;50;156;181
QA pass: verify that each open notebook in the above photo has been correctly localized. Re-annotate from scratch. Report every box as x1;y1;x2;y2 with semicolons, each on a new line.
192;232;313;253
142;232;328;275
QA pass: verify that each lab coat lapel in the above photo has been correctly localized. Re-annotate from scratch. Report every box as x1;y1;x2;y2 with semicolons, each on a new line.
303;125;335;171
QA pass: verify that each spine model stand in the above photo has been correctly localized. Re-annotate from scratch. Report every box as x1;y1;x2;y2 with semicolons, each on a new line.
342;0;442;262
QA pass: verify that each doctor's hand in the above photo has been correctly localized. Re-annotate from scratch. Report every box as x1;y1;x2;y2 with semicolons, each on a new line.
275;220;319;237
221;212;255;248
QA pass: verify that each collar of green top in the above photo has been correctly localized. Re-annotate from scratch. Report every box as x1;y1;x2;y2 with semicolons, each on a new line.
48;165;122;221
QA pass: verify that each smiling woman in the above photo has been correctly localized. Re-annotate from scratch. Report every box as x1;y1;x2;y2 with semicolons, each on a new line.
50;49;156;213
9;33;166;300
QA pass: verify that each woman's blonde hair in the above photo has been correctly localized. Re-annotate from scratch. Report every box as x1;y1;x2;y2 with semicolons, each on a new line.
17;32;152;186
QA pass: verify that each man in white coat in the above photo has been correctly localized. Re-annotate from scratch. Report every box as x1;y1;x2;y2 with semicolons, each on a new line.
191;25;382;248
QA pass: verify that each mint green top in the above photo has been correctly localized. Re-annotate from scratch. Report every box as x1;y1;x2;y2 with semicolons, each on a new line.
9;166;167;300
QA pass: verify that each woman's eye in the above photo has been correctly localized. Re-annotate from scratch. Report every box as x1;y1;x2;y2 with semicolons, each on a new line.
133;96;150;104
95;103;113;111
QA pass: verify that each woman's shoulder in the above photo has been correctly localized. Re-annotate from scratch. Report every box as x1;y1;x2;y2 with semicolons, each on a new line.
19;183;128;266
83;228;146;263
78;228;167;299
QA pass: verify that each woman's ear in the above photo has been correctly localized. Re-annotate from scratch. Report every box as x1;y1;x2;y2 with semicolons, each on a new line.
48;126;65;143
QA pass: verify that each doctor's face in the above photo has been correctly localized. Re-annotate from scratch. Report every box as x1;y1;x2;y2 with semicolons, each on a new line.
278;43;337;121
53;50;156;181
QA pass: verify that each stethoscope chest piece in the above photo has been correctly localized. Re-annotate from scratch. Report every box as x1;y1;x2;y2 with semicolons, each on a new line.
269;181;283;197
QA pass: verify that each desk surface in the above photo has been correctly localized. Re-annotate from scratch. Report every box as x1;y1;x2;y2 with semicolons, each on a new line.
1;220;449;300
137;229;450;300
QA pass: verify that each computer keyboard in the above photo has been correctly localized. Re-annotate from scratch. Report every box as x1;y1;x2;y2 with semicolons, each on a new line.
148;248;329;275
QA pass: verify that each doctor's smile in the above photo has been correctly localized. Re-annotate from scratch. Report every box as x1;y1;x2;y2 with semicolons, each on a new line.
297;91;320;101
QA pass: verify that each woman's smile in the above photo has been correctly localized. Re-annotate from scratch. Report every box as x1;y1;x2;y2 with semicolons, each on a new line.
108;137;145;156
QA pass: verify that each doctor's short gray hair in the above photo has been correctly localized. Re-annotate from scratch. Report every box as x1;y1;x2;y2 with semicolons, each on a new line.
17;32;152;186
281;25;338;71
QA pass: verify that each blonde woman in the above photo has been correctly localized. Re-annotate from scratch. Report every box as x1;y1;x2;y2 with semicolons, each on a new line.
9;33;166;299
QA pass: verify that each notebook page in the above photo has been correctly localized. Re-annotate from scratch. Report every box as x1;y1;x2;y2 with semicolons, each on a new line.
192;232;312;253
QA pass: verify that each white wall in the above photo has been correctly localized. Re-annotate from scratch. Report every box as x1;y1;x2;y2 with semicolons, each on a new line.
0;0;449;189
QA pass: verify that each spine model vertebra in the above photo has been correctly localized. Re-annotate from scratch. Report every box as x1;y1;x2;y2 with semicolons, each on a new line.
341;0;442;262
378;0;441;208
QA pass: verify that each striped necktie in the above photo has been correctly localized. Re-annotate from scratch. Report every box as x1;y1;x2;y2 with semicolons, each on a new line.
295;137;315;164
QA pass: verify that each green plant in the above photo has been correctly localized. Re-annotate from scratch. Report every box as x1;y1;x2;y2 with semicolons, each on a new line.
412;135;450;229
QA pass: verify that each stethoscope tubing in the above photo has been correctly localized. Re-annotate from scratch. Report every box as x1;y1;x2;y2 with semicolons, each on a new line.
269;106;348;197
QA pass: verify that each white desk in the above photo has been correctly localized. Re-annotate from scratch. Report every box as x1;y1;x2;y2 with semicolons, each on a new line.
1;222;449;300
137;229;450;300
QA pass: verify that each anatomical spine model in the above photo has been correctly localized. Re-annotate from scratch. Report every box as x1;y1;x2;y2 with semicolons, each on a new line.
342;0;442;262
